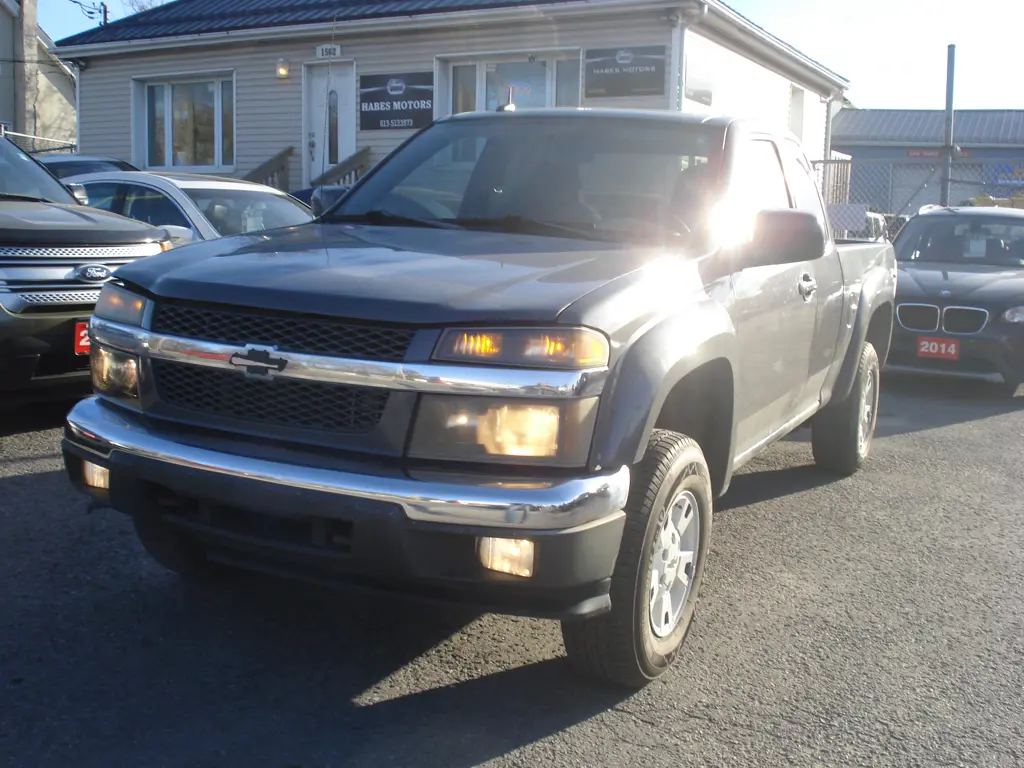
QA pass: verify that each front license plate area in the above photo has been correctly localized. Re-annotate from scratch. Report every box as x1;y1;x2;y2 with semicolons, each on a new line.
917;336;959;360
74;321;91;355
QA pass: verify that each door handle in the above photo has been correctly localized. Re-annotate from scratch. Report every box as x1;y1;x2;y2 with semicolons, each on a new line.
798;273;817;299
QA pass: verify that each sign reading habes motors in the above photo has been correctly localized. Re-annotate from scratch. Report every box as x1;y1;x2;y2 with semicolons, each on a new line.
584;46;666;99
359;72;434;131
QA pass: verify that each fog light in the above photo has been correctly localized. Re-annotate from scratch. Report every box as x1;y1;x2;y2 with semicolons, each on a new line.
478;537;534;578
82;460;110;490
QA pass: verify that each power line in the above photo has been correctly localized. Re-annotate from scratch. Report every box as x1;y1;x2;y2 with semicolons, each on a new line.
65;0;109;25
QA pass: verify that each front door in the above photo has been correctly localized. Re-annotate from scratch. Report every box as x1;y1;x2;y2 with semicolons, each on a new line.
729;138;819;457
305;63;356;186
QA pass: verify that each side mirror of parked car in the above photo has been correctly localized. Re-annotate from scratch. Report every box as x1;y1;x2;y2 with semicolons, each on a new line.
747;209;827;267
162;225;196;246
311;185;350;217
66;182;89;206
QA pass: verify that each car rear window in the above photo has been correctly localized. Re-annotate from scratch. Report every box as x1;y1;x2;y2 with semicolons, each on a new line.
894;214;1024;267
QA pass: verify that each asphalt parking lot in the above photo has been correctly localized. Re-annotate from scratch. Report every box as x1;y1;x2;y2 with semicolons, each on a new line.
2;379;1022;768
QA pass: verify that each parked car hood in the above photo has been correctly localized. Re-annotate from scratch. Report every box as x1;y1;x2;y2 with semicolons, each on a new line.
897;261;1024;303
0;200;165;246
115;224;665;325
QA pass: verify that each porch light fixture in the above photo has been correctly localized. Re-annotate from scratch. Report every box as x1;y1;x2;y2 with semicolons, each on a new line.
276;58;290;79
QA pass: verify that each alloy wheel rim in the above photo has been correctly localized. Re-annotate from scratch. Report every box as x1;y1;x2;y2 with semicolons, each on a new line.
649;489;700;639
858;364;879;455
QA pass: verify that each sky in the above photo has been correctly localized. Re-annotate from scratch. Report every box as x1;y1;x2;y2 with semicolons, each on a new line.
36;0;1024;110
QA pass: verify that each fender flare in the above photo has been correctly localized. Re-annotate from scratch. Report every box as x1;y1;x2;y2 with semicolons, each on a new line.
829;265;895;405
589;301;739;480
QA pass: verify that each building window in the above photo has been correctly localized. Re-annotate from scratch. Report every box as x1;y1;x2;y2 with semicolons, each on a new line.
143;76;235;169
448;55;581;114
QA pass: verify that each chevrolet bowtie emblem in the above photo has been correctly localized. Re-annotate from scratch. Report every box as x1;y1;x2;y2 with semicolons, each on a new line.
228;345;288;379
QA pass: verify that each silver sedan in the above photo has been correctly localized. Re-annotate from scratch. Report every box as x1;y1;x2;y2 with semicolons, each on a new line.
63;171;313;245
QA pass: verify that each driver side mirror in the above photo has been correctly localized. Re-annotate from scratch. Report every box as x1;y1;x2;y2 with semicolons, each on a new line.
67;182;89;206
161;225;196;246
746;209;826;267
311;185;350;217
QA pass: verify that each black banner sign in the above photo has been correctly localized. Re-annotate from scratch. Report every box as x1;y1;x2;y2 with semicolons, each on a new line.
584;46;666;99
359;72;434;131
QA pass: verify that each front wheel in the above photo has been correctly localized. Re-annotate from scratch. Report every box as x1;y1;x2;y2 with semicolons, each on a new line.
812;341;880;476
561;430;713;689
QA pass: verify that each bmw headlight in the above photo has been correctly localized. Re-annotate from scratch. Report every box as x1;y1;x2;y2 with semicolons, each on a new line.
94;283;148;326
1003;306;1024;323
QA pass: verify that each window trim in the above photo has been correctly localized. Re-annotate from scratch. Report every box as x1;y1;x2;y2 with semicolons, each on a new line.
134;71;237;173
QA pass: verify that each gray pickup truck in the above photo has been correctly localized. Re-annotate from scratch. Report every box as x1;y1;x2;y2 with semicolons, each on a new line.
62;109;896;688
1;133;170;395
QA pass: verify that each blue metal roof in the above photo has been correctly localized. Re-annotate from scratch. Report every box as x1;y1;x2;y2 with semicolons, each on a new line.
55;0;570;47
833;108;1024;147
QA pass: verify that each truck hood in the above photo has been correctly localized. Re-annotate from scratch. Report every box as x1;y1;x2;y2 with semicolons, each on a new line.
0;200;165;245
115;224;665;325
897;261;1024;304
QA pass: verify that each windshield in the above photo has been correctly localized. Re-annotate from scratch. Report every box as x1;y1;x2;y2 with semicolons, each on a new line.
183;187;314;237
333;116;724;242
0;139;78;204
894;214;1024;267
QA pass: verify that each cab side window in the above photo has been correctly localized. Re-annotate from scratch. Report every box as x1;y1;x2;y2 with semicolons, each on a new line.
778;140;830;236
733;140;792;213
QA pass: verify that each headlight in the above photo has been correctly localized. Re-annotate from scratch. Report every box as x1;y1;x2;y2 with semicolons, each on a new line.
91;344;140;398
433;327;609;369
408;395;599;466
1004;306;1024;323
94;283;148;326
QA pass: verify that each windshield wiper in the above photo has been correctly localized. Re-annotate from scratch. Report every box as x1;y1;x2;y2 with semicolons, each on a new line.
0;192;52;203
329;209;463;230
453;215;616;242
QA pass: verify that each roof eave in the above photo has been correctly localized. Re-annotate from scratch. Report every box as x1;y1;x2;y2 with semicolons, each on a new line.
833;140;1024;149
53;0;682;56
699;0;848;95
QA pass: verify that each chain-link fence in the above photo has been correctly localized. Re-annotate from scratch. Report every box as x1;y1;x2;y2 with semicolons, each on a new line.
0;129;76;155
812;157;1024;240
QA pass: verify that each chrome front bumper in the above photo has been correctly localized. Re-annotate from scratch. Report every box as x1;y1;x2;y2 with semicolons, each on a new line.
64;397;630;531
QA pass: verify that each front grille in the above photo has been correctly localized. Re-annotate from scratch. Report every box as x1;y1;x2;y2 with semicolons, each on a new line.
151;303;415;362
18;289;102;306
897;303;940;332
151;360;390;434
942;307;989;335
0;244;161;260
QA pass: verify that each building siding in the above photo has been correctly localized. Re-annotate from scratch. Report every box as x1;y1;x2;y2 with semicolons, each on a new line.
0;9;14;127
682;30;827;161
78;13;673;188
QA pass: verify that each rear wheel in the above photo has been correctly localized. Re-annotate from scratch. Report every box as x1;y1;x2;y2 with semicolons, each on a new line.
561;430;712;689
812;342;880;476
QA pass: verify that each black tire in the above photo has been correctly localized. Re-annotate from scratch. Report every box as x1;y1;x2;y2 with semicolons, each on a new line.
132;515;216;579
812;341;880;476
995;380;1020;399
561;430;713;689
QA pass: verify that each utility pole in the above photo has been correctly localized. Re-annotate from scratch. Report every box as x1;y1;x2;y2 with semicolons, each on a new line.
941;44;956;206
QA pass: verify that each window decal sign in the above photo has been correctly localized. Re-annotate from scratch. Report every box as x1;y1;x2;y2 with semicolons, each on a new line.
359;72;434;131
584;46;666;98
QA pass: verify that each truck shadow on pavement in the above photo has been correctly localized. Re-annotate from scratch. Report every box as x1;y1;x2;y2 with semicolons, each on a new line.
2;471;629;768
0;397;79;438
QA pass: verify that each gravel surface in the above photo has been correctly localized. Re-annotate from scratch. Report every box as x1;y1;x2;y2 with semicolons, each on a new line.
2;379;1022;768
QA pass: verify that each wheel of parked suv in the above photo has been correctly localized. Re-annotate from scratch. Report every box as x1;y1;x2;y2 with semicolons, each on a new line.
561;430;713;689
132;515;217;579
811;341;880;476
